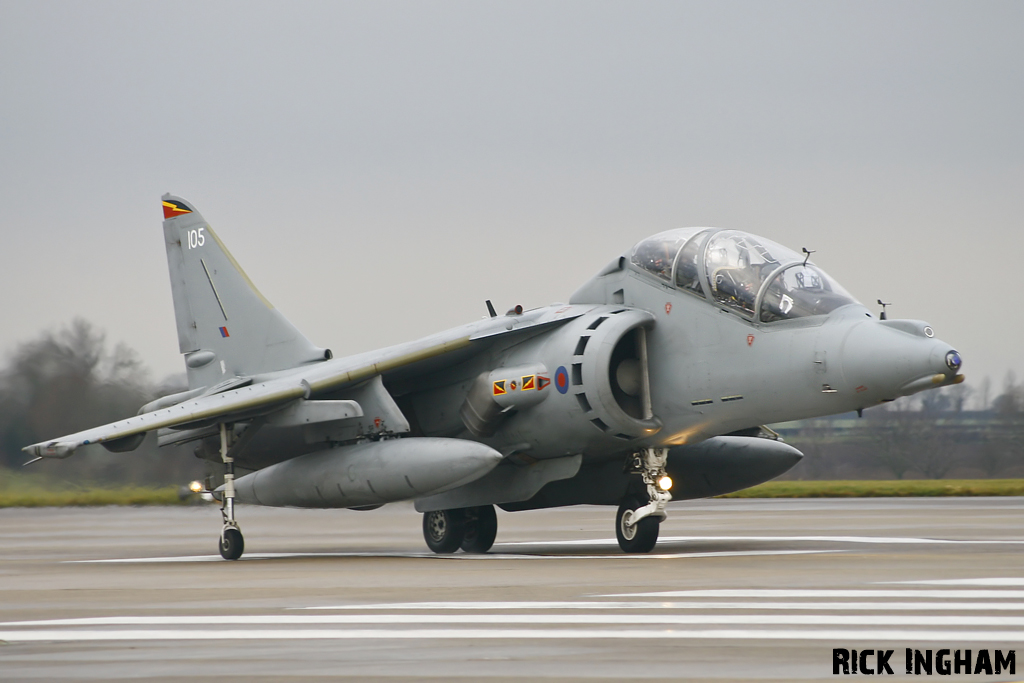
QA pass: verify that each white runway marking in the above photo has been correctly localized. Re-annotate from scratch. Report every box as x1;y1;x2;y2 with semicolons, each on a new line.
62;532;1024;565
501;535;1024;547
9;585;1021;645
884;578;1024;586
299;600;1024;612
2;628;1022;643
7;614;1024;627
603;588;1024;599
67;549;836;564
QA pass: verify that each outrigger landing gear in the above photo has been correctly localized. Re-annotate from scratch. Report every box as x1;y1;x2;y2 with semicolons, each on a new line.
616;447;672;553
218;423;244;560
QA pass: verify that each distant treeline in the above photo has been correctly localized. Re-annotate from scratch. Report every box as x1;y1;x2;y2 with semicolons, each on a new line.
0;320;205;487
1;320;1020;487
777;378;1024;480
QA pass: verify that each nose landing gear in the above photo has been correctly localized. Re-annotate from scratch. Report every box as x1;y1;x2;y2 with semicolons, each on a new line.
616;447;672;553
616;497;660;553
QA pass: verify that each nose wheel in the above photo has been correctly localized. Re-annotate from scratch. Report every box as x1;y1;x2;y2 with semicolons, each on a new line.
616;497;660;553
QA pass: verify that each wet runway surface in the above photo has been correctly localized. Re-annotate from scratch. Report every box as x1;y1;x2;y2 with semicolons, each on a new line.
1;498;1023;681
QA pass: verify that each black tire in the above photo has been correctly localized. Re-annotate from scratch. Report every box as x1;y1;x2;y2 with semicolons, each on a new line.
422;509;466;554
219;527;244;560
460;505;498;553
615;497;659;553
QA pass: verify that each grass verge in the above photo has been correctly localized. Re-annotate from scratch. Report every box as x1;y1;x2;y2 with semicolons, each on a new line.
0;469;198;507
718;479;1024;498
0;486;195;508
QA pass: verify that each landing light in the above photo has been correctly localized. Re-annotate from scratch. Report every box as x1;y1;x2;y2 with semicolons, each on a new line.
188;480;204;493
658;475;673;491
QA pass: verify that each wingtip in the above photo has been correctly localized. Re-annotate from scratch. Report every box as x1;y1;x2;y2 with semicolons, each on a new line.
22;441;78;459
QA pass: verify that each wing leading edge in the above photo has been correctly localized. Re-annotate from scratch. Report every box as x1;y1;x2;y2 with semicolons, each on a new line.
22;303;585;460
22;334;474;460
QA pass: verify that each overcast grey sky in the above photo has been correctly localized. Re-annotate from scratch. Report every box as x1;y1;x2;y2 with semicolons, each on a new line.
1;1;1022;400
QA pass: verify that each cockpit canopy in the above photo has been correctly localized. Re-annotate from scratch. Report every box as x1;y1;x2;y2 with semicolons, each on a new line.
629;228;858;323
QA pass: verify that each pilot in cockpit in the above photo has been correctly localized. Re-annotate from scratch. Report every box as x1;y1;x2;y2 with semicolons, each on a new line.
633;239;676;281
709;245;760;314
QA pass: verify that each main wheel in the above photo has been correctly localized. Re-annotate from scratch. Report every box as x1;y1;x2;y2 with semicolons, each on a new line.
422;509;466;553
615;497;659;553
460;505;498;553
219;527;244;560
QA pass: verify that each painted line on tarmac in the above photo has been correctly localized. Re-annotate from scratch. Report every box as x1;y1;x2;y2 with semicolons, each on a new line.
603;589;1024;599
500;535;1024;547
66;549;837;564
883;578;1024;586
2;628;1023;643
8;614;1024;627
297;600;1024;612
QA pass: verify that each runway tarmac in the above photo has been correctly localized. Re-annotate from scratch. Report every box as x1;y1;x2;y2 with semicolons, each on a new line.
1;497;1022;681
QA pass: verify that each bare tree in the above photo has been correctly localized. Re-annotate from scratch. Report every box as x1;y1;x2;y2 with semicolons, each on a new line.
946;382;973;413
862;401;918;479
785;417;842;479
978;376;992;412
0;319;203;485
993;371;1023;414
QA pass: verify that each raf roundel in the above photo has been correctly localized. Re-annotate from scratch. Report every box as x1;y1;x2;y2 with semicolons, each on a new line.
554;366;569;394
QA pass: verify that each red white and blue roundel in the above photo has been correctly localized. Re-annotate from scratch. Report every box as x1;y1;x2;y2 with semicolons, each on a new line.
555;366;569;394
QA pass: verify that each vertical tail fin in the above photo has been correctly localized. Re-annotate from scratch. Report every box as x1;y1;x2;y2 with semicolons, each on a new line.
161;194;331;389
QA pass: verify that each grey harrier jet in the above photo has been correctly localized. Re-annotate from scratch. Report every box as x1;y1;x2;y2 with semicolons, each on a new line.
25;195;963;558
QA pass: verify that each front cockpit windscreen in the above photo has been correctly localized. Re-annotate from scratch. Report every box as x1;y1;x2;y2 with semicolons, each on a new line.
629;227;858;322
759;263;858;322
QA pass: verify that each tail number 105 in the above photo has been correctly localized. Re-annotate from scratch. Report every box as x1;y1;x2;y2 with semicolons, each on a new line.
186;228;205;249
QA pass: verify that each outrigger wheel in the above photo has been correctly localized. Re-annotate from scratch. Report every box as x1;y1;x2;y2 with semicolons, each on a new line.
220;526;244;560
422;508;466;553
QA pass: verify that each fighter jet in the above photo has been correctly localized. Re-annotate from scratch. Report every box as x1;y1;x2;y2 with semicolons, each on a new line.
24;195;964;558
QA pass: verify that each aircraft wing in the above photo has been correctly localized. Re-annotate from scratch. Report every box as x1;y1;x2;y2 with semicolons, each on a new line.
23;376;309;459
24;305;586;459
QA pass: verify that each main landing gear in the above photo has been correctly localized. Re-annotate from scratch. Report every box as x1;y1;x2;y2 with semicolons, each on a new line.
217;423;244;560
616;447;672;554
422;504;497;554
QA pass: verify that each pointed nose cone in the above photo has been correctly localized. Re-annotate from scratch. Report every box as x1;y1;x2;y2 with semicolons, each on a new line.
841;319;962;401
